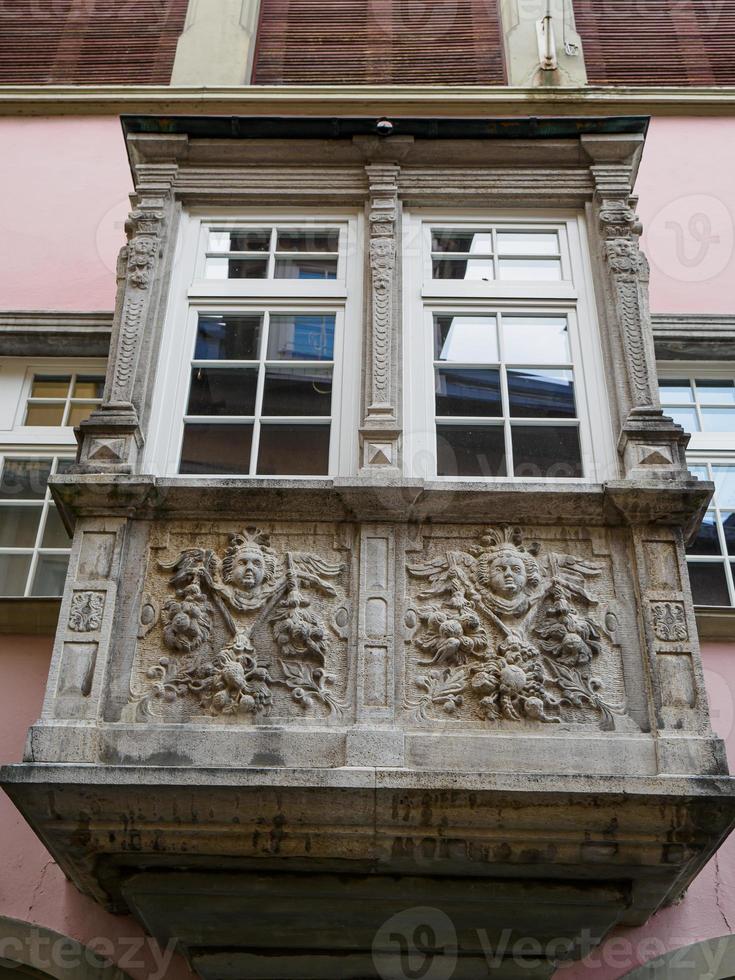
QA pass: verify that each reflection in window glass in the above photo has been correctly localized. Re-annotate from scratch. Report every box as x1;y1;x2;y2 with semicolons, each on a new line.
205;226;341;280
434;315;498;363
180;310;335;475
24;372;104;427
686;462;735;606
436;425;506;478
0;455;72;596
502;315;570;364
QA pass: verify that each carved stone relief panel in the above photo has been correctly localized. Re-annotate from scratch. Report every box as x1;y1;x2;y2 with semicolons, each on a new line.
128;523;354;724
402;525;633;731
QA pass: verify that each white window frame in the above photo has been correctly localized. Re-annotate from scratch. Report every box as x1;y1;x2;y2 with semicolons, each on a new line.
147;209;363;478
402;210;616;482
658;361;735;607
0;356;106;597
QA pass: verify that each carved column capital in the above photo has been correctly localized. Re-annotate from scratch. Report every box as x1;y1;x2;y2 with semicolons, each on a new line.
360;163;402;473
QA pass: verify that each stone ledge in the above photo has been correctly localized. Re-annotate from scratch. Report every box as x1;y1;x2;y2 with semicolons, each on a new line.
2;762;734;971
696;606;735;641
49;474;711;533
0;598;61;635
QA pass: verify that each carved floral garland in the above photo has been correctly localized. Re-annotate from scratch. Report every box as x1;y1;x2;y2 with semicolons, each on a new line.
406;527;624;729
130;528;346;720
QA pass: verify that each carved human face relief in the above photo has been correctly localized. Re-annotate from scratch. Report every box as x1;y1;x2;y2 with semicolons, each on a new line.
486;553;528;599
229;548;266;592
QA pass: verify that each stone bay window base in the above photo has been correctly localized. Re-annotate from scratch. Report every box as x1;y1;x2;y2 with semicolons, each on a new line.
3;117;734;980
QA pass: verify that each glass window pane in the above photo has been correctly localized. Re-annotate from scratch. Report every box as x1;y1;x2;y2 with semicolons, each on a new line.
713;466;735;509
25;403;65;426
31;376;70;398
194;314;262;361
435;369;502;417
208;229;270;252
689;464;709;482
0;458;52;500
668;406;700;432
0;554;32;595
267;314;335;361
502;315;570;364
55;458;75;475
498;258;562;281
257;424;330;475
66;403;98;427
512;425;583;479
701;408;735;433
72;376;105;398
688;511;721;556
179;423;253;475
723;513;735;556
205;257;268;279
30;554;69;597
433;315;498;363
42;505;71;548
497;231;559;256
695;380;735;404
186;368;258;417
0;504;42;547
276;229;339;253
261;367;333;416
508;370;576;419
687;562;730;606
436;425;506;477
274;257;337;280
659;380;694;405
431;230;493;254
432;258;493;281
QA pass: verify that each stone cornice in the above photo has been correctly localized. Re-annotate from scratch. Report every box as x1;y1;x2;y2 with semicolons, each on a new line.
652;315;735;361
0;310;113;357
1;84;735;116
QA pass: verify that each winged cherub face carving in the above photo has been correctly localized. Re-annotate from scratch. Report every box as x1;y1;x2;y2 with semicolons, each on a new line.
486;553;528;599
229;547;266;592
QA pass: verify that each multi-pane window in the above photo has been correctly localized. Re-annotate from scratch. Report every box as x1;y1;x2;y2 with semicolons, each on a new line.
151;215;360;478
0;456;72;596
433;311;581;477
660;376;735;433
659;368;735;607
405;217;604;481
180;310;336;476
687;462;735;606
204;227;340;281
23;373;104;427
0;358;105;597
431;228;563;283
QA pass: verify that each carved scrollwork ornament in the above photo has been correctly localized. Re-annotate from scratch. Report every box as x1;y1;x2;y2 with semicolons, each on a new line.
406;526;624;729
130;527;348;721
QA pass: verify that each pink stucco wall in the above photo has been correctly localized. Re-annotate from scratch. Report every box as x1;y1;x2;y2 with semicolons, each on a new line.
0;117;131;311
0;635;193;980
636;117;735;315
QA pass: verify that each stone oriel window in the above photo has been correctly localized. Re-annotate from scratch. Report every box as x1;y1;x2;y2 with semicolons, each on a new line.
148;214;362;478
403;215;613;481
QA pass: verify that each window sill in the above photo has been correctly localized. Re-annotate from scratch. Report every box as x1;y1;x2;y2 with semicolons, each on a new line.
0;598;60;635
695;606;735;642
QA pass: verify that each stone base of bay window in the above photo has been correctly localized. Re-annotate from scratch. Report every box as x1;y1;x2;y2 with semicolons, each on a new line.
4;475;733;974
2;765;734;980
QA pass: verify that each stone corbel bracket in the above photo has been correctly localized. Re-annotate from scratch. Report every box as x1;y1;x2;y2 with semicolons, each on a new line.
582;134;690;482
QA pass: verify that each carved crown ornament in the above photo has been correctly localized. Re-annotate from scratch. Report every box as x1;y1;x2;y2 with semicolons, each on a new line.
405;527;625;730
130;528;349;721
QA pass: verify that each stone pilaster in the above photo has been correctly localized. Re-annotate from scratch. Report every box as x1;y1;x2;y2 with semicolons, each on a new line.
359;163;401;473
76;179;174;473
584;137;690;481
